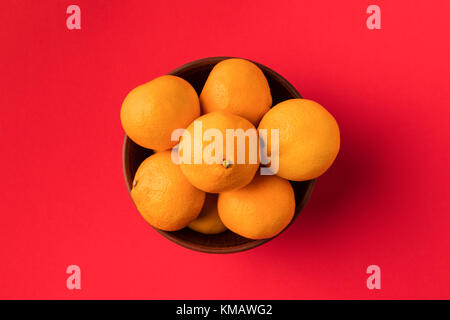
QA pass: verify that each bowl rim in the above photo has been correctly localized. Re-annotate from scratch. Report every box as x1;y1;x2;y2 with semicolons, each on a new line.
122;56;316;254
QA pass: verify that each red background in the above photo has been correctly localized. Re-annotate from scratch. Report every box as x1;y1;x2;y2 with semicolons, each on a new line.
1;0;449;299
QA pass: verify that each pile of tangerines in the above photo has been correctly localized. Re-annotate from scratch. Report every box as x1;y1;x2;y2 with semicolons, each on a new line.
120;58;340;240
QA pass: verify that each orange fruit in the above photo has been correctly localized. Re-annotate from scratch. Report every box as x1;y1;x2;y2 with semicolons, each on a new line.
179;111;260;193
258;99;340;181
188;194;227;234
121;75;200;151
200;58;272;125
218;174;295;239
131;151;205;231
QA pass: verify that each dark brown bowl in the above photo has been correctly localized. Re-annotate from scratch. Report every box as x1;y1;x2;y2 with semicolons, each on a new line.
122;57;316;253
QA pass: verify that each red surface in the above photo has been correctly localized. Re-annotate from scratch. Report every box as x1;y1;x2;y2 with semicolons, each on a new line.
1;0;449;299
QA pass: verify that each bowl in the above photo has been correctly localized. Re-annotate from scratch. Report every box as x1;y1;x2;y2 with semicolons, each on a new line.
122;57;316;253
